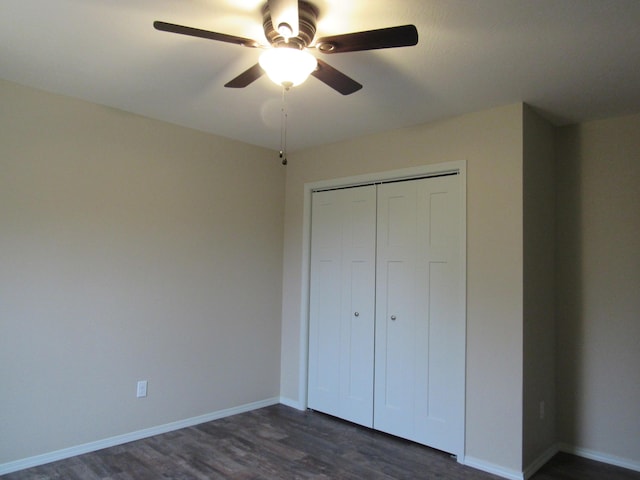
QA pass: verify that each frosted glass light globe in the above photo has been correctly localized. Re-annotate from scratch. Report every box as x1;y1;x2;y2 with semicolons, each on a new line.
259;47;317;88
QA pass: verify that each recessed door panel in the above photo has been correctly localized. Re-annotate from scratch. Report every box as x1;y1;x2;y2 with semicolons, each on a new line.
343;260;373;409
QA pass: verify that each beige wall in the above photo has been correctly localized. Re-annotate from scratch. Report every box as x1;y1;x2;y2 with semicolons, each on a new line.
522;106;556;467
280;104;526;471
556;113;640;463
0;79;285;464
4;72;636;475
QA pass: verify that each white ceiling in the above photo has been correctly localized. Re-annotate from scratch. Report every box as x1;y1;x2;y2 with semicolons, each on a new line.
2;0;639;152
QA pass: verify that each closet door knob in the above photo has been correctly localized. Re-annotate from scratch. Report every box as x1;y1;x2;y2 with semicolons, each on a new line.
354;312;359;317
390;315;397;321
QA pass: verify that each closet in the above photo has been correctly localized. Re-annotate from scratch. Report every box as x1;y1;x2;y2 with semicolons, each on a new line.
308;173;465;457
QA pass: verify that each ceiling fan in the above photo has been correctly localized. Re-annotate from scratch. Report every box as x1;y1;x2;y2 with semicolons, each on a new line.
154;0;418;95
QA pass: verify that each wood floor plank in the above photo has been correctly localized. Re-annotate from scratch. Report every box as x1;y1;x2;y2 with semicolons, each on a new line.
3;405;639;480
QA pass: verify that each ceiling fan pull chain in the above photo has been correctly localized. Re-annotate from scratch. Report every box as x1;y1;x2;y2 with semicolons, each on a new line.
280;86;288;165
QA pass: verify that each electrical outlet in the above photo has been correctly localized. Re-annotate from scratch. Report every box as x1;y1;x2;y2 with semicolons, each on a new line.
539;400;545;420
137;380;148;398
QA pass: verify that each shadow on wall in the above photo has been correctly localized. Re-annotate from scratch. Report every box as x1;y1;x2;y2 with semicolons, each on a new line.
555;126;584;446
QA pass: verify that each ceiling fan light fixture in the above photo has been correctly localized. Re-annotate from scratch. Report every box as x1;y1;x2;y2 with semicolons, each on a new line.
259;47;317;88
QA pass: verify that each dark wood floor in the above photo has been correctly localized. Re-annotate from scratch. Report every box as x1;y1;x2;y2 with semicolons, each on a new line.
3;404;639;479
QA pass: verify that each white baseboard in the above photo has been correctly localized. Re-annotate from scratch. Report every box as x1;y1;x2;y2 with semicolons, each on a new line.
6;406;638;478
462;456;524;480
0;397;280;476
523;443;560;479
464;443;640;479
279;396;305;410
559;443;640;473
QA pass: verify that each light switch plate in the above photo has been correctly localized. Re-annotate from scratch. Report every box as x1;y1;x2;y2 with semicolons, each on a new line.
137;380;148;398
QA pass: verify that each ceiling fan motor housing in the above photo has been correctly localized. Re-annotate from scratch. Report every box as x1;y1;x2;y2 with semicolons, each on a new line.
263;1;319;49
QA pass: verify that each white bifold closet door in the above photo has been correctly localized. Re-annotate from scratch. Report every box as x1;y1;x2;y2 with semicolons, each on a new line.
307;185;377;428
374;175;464;455
308;174;464;456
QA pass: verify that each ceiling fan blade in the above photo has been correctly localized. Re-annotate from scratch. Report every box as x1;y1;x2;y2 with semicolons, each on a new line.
153;21;261;48
311;59;362;95
224;63;265;88
267;0;299;38
314;25;418;54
